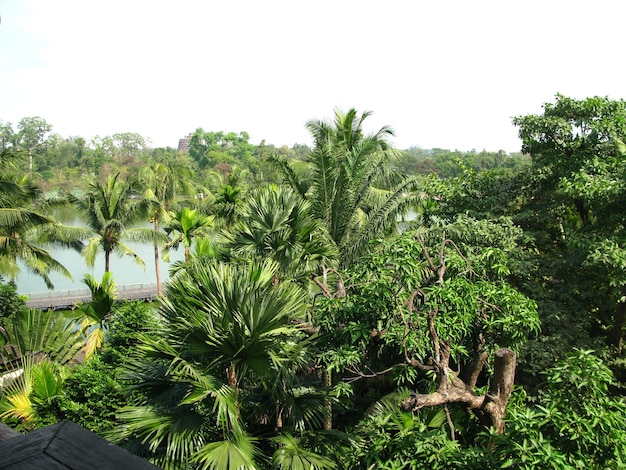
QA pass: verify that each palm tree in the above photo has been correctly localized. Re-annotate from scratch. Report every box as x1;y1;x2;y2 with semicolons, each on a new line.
0;149;87;288
201;165;248;230
163;207;213;263
227;185;337;284
137;162;196;294
274;109;420;268
69;173;161;273
114;260;336;469
212;184;244;230
76;272;118;359
0;356;67;432
0;308;83;371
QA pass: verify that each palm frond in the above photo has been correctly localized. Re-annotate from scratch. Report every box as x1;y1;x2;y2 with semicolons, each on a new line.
192;434;258;470
271;434;336;470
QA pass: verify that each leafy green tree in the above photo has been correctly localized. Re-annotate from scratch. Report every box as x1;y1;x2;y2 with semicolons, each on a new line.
55;355;126;434
189;130;256;173
14;117;52;176
51;302;162;434
513;95;626;350
114;260;336;469
69;172;158;272
316;216;539;432
274;108;420;268
0;277;26;320
345;392;472;469
479;350;626;469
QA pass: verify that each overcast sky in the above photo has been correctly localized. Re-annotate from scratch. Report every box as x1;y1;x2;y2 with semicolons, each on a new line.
1;0;625;153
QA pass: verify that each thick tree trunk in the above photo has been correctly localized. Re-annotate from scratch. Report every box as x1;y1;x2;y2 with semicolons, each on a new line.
399;348;517;433
481;348;516;433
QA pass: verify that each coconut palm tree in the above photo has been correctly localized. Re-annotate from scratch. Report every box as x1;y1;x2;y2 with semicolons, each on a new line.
114;260;336;469
274;109;420;268
0;149;87;287
69;173;161;273
137;162;196;294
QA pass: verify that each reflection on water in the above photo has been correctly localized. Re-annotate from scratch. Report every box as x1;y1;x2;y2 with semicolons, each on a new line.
15;208;184;295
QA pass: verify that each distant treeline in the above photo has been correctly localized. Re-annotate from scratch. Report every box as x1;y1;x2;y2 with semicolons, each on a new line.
1;117;529;192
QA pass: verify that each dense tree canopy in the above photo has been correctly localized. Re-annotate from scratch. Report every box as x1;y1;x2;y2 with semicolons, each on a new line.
1;99;626;468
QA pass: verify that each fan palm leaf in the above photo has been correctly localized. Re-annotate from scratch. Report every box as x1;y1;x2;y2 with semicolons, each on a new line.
0;309;82;369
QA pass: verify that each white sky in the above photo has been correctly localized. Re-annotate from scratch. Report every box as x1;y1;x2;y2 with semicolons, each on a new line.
1;0;625;153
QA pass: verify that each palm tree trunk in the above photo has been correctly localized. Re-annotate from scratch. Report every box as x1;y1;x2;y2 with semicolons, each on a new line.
105;251;110;273
153;219;162;295
323;368;332;430
227;363;237;388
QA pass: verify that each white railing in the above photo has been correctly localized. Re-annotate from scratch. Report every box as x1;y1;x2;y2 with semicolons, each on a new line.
25;283;161;308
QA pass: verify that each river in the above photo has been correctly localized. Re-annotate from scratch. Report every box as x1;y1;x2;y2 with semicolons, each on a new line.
14;207;184;296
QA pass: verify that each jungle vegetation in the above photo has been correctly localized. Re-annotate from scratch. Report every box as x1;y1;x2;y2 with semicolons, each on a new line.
1;96;626;469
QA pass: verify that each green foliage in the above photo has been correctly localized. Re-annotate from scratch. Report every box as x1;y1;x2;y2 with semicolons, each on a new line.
76;272;118;359
316;217;538;391
345;392;479;469
105;300;161;357
56;355;126;434
69;172;156;272
483;350;626;469
513;94;626;350
274;108;420;267
189;129;258;175
0;357;67;431
164;206;214;262
226;184;338;283
0;147;82;287
0;309;83;371
396;147;529;178
113;260;339;469
0;277;26;320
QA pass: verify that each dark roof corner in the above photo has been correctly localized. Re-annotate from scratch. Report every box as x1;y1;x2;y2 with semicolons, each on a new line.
0;422;20;442
0;420;159;469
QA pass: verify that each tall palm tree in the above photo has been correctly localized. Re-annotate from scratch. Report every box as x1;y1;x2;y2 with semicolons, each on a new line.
227;185;337;284
163;207;213;263
137;162;196;294
114;260;336;469
69;173;161;273
0;149;86;287
274;109;420;268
